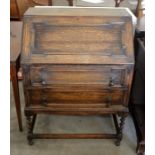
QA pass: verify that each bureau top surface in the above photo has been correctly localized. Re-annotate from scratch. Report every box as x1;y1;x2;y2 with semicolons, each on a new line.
24;7;132;17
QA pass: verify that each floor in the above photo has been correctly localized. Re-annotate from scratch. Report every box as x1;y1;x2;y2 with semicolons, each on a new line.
11;1;138;154
11;82;137;155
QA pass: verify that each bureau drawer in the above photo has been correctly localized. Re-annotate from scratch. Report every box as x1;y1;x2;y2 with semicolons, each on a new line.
26;88;126;107
29;65;127;88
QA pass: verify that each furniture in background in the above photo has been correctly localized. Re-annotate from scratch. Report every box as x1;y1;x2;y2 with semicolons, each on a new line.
115;0;124;7
129;16;145;155
11;0;20;20
10;21;23;131
10;0;73;20
135;0;145;18
28;0;73;6
75;0;140;16
10;0;143;20
21;7;134;145
10;0;29;20
27;0;53;6
74;0;124;7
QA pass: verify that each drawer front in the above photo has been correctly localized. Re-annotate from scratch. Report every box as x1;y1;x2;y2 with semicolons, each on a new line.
29;65;127;88
27;89;126;107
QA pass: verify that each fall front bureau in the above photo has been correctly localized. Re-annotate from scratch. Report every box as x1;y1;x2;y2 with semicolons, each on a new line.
21;7;134;145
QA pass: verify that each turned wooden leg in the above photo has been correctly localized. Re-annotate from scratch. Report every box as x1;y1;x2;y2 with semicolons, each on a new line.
26;115;34;145
115;113;127;146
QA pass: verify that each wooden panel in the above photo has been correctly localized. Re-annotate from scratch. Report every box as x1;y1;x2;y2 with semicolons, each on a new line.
25;105;128;115
21;11;134;64
32;22;123;55
29;65;127;87
27;88;126;106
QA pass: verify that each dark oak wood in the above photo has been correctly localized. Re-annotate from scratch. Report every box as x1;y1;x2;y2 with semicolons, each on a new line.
10;0;20;20
21;8;134;145
10;21;23;131
115;113;127;146
30;133;117;139
10;0;29;20
25;112;128;144
24;105;129;117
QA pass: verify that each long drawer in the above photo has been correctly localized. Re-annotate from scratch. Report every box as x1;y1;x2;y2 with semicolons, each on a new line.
25;88;127;107
26;65;128;88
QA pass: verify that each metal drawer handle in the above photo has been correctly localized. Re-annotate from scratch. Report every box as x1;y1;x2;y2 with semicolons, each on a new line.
109;77;114;87
41;80;46;85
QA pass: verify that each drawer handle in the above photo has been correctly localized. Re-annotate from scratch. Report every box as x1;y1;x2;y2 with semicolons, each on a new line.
106;96;112;108
41;80;46;85
41;97;47;106
109;78;114;87
42;101;47;106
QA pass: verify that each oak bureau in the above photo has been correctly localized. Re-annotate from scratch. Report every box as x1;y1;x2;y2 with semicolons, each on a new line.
21;7;134;145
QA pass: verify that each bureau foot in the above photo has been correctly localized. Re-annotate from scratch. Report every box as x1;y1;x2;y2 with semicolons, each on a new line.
115;113;128;146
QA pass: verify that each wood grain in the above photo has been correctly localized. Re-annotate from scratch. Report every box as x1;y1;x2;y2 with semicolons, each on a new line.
21;8;134;144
